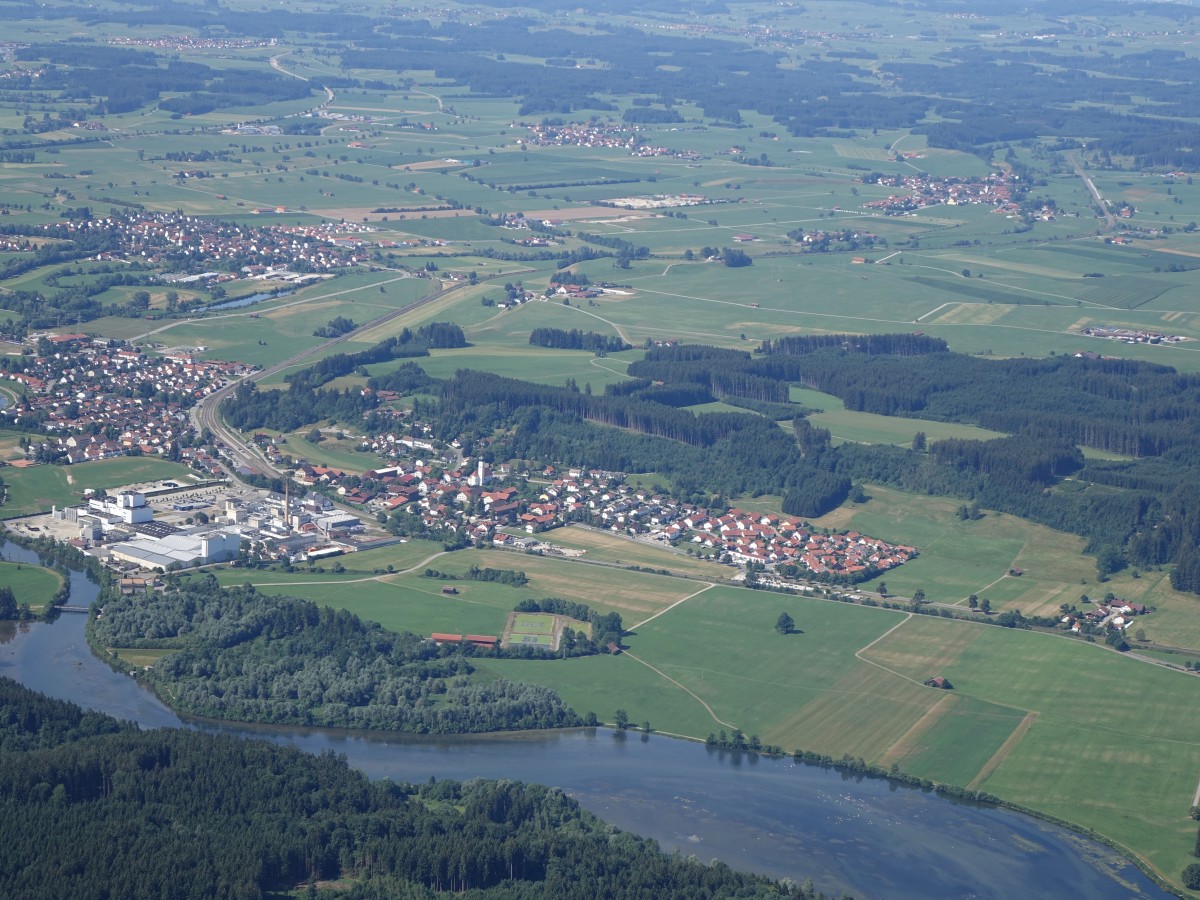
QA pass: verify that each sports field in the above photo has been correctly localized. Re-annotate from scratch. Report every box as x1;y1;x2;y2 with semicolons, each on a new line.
504;612;557;649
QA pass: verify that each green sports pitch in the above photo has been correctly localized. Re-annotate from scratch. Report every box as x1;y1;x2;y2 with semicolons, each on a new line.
512;613;555;635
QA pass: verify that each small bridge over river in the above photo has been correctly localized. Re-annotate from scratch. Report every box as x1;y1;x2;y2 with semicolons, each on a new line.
57;605;91;614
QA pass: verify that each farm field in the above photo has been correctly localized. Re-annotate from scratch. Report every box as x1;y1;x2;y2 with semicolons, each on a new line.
0;459;197;518
802;484;1098;613
223;545;702;637
0;560;62;611
481;584;1200;882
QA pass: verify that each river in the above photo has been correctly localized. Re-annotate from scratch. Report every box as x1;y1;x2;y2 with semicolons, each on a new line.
0;542;1172;899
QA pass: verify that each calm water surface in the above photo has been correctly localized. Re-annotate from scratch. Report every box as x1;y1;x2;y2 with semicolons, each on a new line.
0;543;1171;899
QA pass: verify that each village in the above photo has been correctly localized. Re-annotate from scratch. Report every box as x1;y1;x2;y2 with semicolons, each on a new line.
1;334;253;464
29;211;379;297
522;120;703;161
858;169;1018;215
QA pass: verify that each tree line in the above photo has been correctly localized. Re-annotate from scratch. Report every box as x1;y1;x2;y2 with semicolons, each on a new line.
529;327;630;355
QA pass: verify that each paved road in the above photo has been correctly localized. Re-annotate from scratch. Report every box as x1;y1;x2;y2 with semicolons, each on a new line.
191;281;454;479
1068;151;1116;232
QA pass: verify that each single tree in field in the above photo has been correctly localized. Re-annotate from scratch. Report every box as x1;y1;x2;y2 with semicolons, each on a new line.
968;594;979;610
775;612;795;635
877;581;887;597
613;708;629;730
981;598;992;614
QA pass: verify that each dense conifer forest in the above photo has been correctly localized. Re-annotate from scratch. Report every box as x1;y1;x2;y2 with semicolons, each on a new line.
0;679;816;899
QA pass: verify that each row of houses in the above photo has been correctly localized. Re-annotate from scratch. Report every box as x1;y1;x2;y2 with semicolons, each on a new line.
535;471;916;579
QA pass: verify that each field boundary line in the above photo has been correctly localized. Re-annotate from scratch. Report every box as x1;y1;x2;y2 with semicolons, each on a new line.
967;711;1039;791
621;650;735;730
878;693;955;769
249;550;449;587
854;616;931;689
564;304;633;345
855;611;913;659
630;584;714;631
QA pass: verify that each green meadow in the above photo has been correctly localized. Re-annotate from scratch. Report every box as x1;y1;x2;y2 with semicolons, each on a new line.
0;458;196;517
0;560;62;611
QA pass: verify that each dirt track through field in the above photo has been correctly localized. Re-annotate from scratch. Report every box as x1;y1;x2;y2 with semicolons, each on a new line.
630;584;714;631
877;693;955;768
967;711;1039;791
621;650;736;730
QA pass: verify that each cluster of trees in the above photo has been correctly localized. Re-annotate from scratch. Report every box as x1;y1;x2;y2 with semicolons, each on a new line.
628;345;792;404
223;379;379;434
90;579;577;733
312;315;358;338
366;361;438;396
286;324;466;390
575;231;650;268
529;327;630;354
760;333;948;357
0;679;820;899
0;585;37;622
773;349;1200;459
698;246;752;267
424;566;529;587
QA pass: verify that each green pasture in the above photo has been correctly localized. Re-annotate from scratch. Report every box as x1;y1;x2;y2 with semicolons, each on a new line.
237;575;513;639
805;484;1100;614
0;560;62;611
139;272;429;369
415;345;633;390
276;429;378;474
807;406;1007;448
204;539;445;588
864;614;1200;881
226;546;700;635
0;458;196;517
426;549;699;620
0;429;27;462
109;648;174;670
